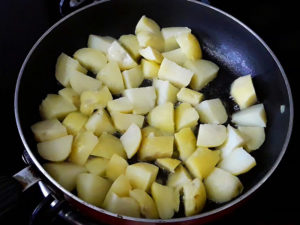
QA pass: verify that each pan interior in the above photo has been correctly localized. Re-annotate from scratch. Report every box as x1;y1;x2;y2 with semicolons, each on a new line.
15;0;292;221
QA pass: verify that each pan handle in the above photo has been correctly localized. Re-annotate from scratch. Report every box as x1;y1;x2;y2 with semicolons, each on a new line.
0;166;40;217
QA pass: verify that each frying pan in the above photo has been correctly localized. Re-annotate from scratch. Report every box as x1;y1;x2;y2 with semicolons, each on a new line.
0;0;293;224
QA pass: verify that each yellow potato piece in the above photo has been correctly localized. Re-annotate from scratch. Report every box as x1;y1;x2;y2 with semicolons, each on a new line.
84;157;109;176
58;87;80;108
70;71;102;95
110;111;144;133
120;123;142;159
87;35;115;53
196;124;227;148
153;79;179;105
31;119;67;142
122;65;144;89
176;33;202;60
167;165;192;192
174;127;196;161
141;59;160;79
177;87;204;106
107;97;133;114
238;126;265;152
139;46;163;64
156;158;181;173
119;34;141;60
106;154;128;181
175;103;199;131
62;112;88;136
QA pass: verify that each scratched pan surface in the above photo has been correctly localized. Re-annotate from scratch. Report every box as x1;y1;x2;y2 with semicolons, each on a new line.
15;0;293;224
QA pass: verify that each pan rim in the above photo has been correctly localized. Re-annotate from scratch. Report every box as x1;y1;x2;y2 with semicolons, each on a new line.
14;0;294;222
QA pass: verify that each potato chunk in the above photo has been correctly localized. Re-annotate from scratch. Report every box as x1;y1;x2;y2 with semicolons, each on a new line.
55;53;87;87
70;71;102;94
151;182;179;219
147;102;175;133
106;154;128;181
110;111;144;133
120;123;142;159
122;65;144;89
158;58;193;88
91;132;126;159
232;103;267;127
58;87;80;108
184;59;219;91
185;147;220;179
43;162;87;191
119;34;141;60
218;147;256;175
107;97;133;113
62;112;88;135
88;35;115;53
141;59;160;79
123;87;156;115
37;135;73;162
174;127;196;161
39;94;77;120
176;33;202;60
162;48;188;66
85;109;116;136
177;87;204;106
138;135;174;161
84;157;109;176
204;167;243;203
156;158;181;173
126;162;159;192
97;61;125;95
139;46;163;64
167;165;192;192
73;48;107;74
175;103;199;131
230;75;257;109
31;119;67;142
135;15;161;34
130;189;159;219
69;131;98;165
183;178;206;216
76;173;111;207
196;124;227;147
137;31;165;53
161;27;191;51
153;79;179;105
238;126;265;152
195;98;228;124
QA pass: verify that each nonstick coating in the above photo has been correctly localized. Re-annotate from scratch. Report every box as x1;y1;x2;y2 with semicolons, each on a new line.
15;0;293;224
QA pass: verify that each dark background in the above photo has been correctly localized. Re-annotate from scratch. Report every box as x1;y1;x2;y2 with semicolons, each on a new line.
0;0;298;224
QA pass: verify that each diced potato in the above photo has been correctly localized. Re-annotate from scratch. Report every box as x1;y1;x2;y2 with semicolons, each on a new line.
73;48;107;74
158;58;194;88
126;162;159;192
110;111;144;132
69;131;98;165
37;135;73;162
119;34;141;60
197;124;227;147
43;162;87;191
161;27;191;51
231;103;267;127
147;102;174;133
174;127;196;161
141;59;160;79
106;154;128;181
183;178;206;216
175;103;199;131
136;31;165;52
238;126;265;152
122;65;144;89
218;125;244;159
204;167;243;203
167;165;192;192
97;61;125;95
85;157;109;176
31;119;67;142
153;79;179;105
138;135;174;161
218;147;256;175
176;33;202;60
139;47;163;64
177;88;204;106
58;87;80;108
76;173;111;207
130;189;159;219
91;132;126;159
151;182;179;219
107;97;133;113
87;35;115;53
185;147;220;179
85;109;116;136
39;94;77;120
195;98;228;124
230;75;257;109
62;112;88;135
80;86;112;116
70;71;102;94
120;123;142;159
141;126;170;138
55;53;87;87
104;192;140;218
162;48;188;66
135;15;161;34
156;158;181;173
123;87;156;115
184;59;219;91
107;41;138;70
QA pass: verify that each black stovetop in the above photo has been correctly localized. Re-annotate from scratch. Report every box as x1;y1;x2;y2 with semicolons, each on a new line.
0;0;298;224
